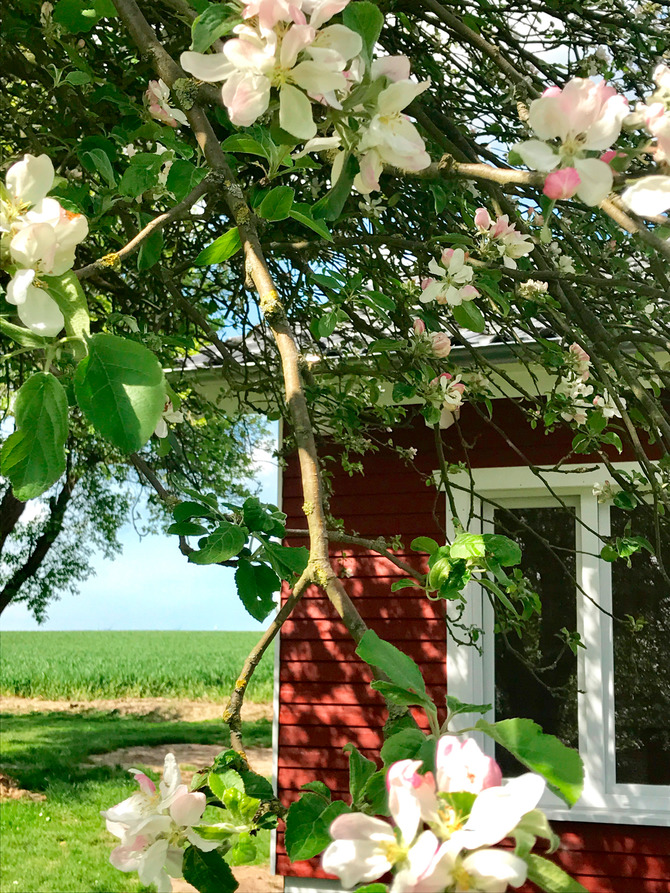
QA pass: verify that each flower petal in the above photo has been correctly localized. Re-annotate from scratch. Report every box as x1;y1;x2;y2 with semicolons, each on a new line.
462;847;529;891
170;790;206;827
279;83;317;139
621;175;670;217
6;154;54;205
16;286;65;339
180;50;234;82
322;838;392;888
513;139;559;172
573;157;613;206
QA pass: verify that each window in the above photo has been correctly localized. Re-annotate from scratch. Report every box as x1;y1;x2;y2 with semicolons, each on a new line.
446;465;670;826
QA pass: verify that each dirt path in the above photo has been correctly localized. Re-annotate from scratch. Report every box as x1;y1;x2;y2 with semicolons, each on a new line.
0;696;272;723
89;743;273;781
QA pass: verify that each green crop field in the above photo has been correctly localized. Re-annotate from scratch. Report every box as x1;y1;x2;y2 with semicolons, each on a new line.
0;631;274;702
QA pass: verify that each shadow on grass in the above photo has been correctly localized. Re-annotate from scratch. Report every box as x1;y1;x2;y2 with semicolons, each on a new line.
0;710;272;791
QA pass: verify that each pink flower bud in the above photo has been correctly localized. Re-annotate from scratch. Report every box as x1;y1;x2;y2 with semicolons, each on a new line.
132;771;156;795
436;737;502;793
474;207;492;230
440;247;455;264
490;214;512;239
451;382;466;394
543;167;581;200
412;318;426;335
430;332;452;358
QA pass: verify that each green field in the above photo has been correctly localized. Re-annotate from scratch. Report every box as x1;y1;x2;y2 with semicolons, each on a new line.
0;631;275;702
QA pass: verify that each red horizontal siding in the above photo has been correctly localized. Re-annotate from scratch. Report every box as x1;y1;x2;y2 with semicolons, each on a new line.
276;408;666;888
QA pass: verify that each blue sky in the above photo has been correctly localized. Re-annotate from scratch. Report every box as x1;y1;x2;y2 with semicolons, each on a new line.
0;440;279;633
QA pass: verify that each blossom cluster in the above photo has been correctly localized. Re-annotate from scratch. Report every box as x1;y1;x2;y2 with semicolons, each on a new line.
322;736;550;892
511;72;670;215
103;753;243;893
431;371;467;430
1;154;88;336
411;318;452;359
513;77;629;207
474;208;534;270
555;343;624;426
180;0;431;193
420;248;479;307
146;79;189;128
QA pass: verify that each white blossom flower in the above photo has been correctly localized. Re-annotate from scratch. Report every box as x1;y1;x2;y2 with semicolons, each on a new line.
593;480;617;503
512;78;629;206
474;208;533;269
420;248;479;306
592;389;625;419
145;80;189;128
154;400;184;438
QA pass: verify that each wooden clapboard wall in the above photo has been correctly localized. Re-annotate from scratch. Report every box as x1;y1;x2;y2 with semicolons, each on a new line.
275;401;670;889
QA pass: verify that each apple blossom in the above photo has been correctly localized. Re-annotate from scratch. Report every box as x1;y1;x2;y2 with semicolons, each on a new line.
103;754;221;893
5;269;64;338
180;11;362;139
155;400;184;438
621;175;670;217
420;248;479;306
593;389;624;419
435;736;503;794
474;208;533;269
145;79;189;128
512;77;629;206
593;480;617;503
568;342;591;381
344;78;431;194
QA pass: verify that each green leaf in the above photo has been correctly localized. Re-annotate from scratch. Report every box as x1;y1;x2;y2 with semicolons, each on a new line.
194;227;242;265
343;743;377;807
514;809;559;853
475;718;584;806
300;781;331;798
0;373;68;501
239;769;274;801
525;854;587;892
354;885;388;893
166;160;208;202
312;153;357;221
452;301;486;333
189;521;248;564
371;681;434;710
242;496;286;536
356;630;426;696
80;148;115;186
410;536;440;555
228;831;258;867
182;846;239;893
343;0;384;66
446;695;492;717
0;318;48;349
482;534;522;566
235;560;280;621
289;204;334;241
190;3;240;52
450;533;486;560
261;540;309;581
222;135;270;159
74;333;166;453
173;501;217;522
600;544;618;562
53;0;117;33
380;728;427;765
208;768;245;800
258;185;295;221
167;520;209;536
118;155;164;197
137;228;164;271
390;579;419;591
285;795;350;861
44;271;90;353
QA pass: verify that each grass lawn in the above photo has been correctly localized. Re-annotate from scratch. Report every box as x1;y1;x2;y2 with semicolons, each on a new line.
0;710;273;893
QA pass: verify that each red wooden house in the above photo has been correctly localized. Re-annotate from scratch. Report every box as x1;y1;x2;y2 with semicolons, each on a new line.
270;395;670;893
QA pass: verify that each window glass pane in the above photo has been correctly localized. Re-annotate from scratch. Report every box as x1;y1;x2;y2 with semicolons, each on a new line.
612;506;670;785
493;507;578;776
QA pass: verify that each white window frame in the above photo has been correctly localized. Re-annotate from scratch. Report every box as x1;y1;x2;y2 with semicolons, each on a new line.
445;463;670;827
